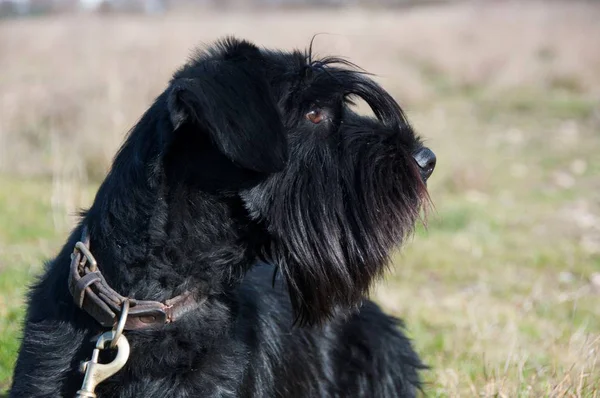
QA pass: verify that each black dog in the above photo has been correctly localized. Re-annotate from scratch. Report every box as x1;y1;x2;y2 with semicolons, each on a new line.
11;37;436;397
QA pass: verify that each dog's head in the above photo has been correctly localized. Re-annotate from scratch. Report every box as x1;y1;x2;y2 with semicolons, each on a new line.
165;38;435;324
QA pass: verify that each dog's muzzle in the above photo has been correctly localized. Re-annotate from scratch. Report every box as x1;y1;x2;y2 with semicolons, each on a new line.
413;147;436;182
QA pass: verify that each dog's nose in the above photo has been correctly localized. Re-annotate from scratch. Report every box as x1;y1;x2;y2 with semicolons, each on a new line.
413;147;436;181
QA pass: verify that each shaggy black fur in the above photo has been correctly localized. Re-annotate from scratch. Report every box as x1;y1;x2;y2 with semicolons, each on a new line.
11;37;436;398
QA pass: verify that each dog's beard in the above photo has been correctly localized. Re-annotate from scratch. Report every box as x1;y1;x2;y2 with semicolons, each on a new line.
244;130;428;325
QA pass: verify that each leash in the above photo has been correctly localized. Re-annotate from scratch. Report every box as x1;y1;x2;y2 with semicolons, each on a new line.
68;226;201;397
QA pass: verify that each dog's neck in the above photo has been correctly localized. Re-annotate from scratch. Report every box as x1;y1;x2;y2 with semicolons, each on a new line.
81;112;258;302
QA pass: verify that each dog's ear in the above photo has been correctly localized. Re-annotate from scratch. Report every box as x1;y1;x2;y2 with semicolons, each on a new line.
166;41;287;173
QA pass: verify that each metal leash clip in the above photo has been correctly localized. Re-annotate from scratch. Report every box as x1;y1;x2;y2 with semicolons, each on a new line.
75;330;130;398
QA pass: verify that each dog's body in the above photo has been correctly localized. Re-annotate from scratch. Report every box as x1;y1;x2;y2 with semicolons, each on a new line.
11;38;435;398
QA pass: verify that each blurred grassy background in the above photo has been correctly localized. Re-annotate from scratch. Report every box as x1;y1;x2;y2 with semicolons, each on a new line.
1;1;600;396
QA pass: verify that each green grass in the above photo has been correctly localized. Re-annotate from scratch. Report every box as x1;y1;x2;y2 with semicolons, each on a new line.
0;178;53;389
0;177;97;391
0;267;31;386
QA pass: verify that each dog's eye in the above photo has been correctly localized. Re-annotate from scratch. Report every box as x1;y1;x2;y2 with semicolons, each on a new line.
306;109;325;124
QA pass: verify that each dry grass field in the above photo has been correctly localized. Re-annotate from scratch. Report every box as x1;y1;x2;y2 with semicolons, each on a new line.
1;1;600;396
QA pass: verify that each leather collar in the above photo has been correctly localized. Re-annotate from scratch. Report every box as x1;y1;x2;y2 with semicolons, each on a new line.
68;227;201;330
